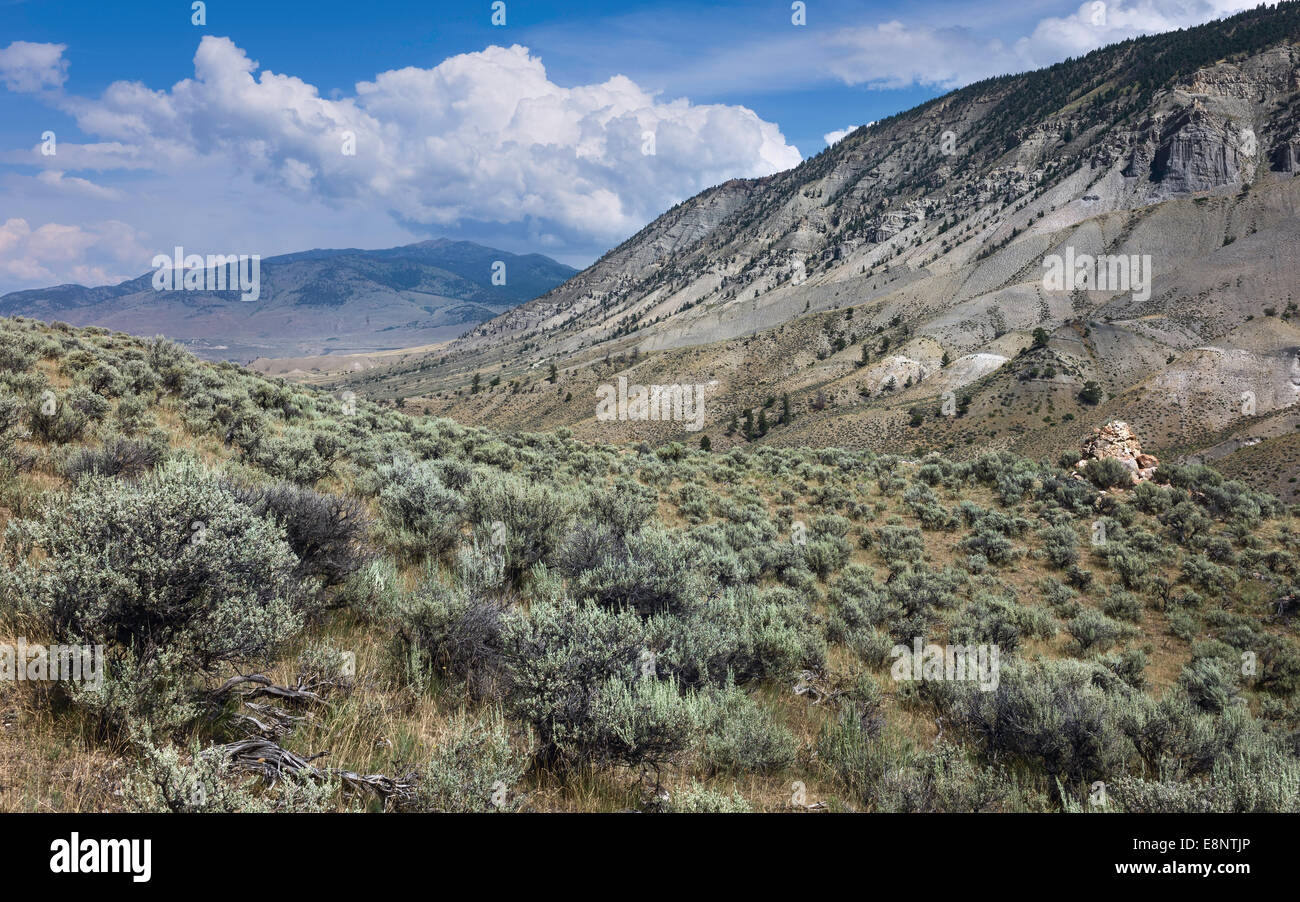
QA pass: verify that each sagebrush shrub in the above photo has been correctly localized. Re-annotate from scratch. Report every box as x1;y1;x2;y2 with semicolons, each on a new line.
466;471;571;586
235;480;369;585
1083;457;1134;489
375;459;465;561
649;586;826;687
1066;608;1126;653
502;597;644;766
391;562;512;699
568;526;711;617
2;459;311;673
124;739;338;813
63;434;165;481
952;660;1133;788
1038;523;1079;569
405;712;526;812
666;781;752;813
703;685;798;774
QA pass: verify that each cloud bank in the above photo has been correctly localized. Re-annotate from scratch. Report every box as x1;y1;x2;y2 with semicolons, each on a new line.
826;0;1268;89
0;37;801;291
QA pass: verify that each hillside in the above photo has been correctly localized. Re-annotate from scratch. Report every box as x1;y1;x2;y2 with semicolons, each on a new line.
1;315;1299;812
333;3;1300;499
0;239;576;363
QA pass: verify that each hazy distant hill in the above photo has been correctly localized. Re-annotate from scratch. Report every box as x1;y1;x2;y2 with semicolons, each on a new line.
0;239;576;361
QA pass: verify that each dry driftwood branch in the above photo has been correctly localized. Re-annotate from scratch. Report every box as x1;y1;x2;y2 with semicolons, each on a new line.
214;673;326;704
213;673;330;740
213;673;274;699
332;769;416;805
214;738;326;783
232;701;309;739
793;669;845;705
211;677;413;802
210;738;416;805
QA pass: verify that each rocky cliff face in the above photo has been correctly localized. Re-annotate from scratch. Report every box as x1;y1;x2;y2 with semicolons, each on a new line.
1148;107;1251;193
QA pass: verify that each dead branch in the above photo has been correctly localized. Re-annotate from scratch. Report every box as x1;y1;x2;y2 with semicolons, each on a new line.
793;669;846;705
209;738;416;806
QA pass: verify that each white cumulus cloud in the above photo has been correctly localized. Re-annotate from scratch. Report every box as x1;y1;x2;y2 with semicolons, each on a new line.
6;36;800;276
0;41;69;93
825;1;1271;89
0;218;147;287
824;123;876;146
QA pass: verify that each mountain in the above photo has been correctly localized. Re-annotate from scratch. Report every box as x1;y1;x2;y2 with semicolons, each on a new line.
0;239;576;361
333;2;1300;498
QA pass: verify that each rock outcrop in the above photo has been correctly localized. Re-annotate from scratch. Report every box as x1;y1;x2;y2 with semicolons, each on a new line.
1149;106;1253;195
1075;421;1160;484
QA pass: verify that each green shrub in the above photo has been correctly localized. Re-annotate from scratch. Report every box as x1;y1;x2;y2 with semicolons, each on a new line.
1083;457;1133;489
1066;608;1126;653
703;686;798;774
1102;589;1144;623
962;527;1017;565
816;704;897;806
1179;657;1241;713
390;558;511;698
826;564;886;640
1102;543;1153;592
405;712;526;812
883;567;962;637
504;597;690;768
1096;648;1148;689
124;739;338;813
466;471;571;587
1038;523;1079;569
28;390;92;443
1256;634;1300;695
650;586;826;688
953;660;1133;788
1108;746;1300;812
1;457;312;734
253;427;338;485
376;459;465;561
667;781;752;812
234;480;369;586
872;525;925;569
804;535;851;579
875;741;1020;812
1167;610;1199;642
950;593;1055;652
63;434;165;481
568;526;711;617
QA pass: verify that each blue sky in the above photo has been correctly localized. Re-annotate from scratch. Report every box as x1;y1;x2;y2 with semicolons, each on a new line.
0;0;1265;290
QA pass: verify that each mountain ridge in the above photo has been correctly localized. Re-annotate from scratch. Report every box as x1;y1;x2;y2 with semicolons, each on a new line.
331;2;1300;499
0;239;577;362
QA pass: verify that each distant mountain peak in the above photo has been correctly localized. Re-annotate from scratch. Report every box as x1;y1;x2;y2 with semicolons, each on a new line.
0;239;577;362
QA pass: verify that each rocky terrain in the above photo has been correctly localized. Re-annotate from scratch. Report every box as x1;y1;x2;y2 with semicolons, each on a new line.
330;4;1300;498
1074;420;1160;483
0;239;575;362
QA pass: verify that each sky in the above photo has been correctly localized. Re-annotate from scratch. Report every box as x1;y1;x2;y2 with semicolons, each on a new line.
0;0;1271;292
